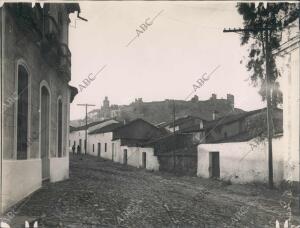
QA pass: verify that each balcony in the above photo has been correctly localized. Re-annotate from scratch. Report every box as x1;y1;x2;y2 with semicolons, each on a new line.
7;3;72;81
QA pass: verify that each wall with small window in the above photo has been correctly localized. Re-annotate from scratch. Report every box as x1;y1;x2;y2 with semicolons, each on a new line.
114;145;159;171
88;132;115;160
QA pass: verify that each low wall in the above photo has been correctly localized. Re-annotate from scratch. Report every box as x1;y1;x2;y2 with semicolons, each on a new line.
156;146;198;175
197;137;284;186
158;154;197;175
2;159;42;212
49;157;69;182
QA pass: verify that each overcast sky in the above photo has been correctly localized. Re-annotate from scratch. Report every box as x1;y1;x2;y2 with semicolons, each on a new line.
69;1;266;120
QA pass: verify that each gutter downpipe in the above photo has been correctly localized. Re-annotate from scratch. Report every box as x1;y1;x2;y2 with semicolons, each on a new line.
0;3;5;215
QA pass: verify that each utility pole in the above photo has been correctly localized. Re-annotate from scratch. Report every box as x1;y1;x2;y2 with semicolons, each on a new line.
223;26;274;188
172;100;176;170
77;103;96;155
265;28;274;188
298;1;300;209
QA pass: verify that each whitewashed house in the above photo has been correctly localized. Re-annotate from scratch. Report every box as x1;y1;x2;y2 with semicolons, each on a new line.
0;3;81;213
88;119;164;171
112;119;164;170
69;119;118;155
88;122;122;159
197;108;285;186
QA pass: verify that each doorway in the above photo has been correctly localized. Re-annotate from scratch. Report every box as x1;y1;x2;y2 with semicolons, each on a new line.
79;139;82;154
97;143;101;157
123;149;127;165
112;143;114;161
209;152;220;178
142;152;146;168
40;86;50;180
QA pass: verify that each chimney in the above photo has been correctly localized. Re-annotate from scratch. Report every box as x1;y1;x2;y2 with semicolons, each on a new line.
227;94;234;109
212;111;216;120
211;93;217;100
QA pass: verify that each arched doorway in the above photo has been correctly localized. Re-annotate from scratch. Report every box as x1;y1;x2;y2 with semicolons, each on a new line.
40;85;50;180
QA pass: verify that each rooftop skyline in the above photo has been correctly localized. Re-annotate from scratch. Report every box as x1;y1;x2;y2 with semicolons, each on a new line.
69;1;266;120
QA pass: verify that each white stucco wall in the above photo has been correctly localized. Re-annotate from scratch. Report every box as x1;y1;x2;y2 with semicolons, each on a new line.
281;46;300;183
49;157;69;182
2;159;42;212
276;21;299;183
197;136;284;185
70;120;119;155
69;130;85;154
88;132;115;160
143;147;159;171
114;145;159;171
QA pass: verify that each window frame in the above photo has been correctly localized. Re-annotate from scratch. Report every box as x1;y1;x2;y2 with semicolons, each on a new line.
14;59;31;160
57;96;64;157
39;80;52;159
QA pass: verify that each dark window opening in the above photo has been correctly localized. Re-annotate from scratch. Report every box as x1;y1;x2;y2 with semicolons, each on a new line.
57;99;63;157
105;143;107;152
17;65;29;160
224;132;227;139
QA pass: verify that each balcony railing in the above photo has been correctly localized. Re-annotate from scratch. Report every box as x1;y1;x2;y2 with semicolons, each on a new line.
7;3;72;81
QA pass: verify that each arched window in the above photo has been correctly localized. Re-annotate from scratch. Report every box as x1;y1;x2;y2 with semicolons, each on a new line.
17;65;29;160
57;98;63;157
40;84;50;180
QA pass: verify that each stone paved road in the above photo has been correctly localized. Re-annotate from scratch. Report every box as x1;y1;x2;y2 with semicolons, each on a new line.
9;155;300;228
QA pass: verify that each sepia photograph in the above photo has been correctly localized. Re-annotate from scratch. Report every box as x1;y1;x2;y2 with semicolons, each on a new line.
0;1;299;227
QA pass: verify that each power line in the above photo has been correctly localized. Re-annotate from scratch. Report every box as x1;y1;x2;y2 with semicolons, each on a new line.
223;25;275;189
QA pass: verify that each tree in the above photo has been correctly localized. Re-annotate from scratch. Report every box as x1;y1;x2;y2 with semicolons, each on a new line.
237;3;299;107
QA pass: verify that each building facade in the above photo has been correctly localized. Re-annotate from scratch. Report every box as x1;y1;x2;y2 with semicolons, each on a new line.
88;119;163;171
88;122;122;159
0;3;80;213
277;19;300;185
69;119;118;154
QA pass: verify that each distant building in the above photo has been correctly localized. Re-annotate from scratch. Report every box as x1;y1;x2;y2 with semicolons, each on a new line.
203;108;283;143
88;122;123;159
69;119;118;154
112;118;164;170
164;115;207;133
88;118;165;171
97;96;121;120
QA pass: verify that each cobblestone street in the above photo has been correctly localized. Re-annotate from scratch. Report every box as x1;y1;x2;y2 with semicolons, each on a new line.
9;155;300;228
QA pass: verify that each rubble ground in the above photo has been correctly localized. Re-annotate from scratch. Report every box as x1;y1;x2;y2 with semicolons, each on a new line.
10;154;300;228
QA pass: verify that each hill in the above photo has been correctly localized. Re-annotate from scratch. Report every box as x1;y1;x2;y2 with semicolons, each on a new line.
70;94;244;127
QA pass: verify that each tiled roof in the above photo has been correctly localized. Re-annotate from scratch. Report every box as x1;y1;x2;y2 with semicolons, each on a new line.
112;118;164;141
166;115;207;128
204;108;283;143
89;122;124;135
203;108;267;130
70;119;112;132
